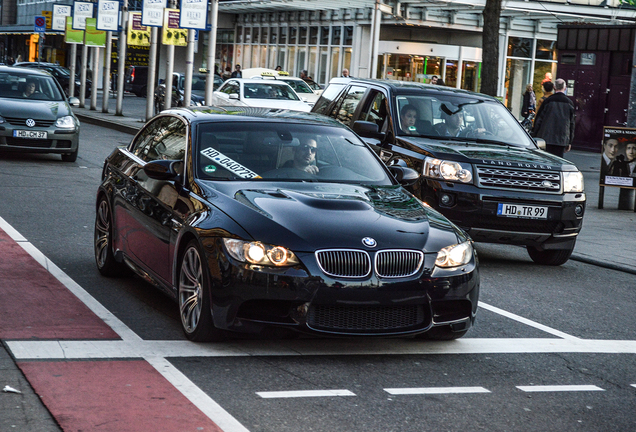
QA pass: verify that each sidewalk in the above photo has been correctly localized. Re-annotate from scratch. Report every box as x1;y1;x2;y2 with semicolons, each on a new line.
73;94;636;275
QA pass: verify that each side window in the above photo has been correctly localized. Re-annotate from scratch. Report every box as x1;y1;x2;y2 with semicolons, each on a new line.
132;117;187;162
130;118;161;159
359;90;388;130
334;85;366;127
222;81;239;95
312;83;346;115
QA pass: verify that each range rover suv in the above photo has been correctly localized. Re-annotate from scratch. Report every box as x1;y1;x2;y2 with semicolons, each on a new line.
312;78;586;265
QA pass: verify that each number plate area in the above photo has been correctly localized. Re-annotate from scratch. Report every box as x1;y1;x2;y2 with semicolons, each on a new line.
13;130;47;139
497;203;548;219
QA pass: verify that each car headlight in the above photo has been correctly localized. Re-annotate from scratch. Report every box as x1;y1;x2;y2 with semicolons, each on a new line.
0;115;5;124
423;157;473;183
55;115;76;129
563;171;584;193
223;238;299;267
435;241;473;268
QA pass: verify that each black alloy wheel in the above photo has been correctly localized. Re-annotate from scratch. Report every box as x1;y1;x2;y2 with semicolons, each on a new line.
94;197;130;277
178;240;225;342
526;243;575;266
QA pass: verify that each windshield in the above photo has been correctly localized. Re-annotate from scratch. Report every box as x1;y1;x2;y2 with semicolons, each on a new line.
178;74;223;95
0;72;65;101
243;83;300;101
394;93;535;148
280;79;314;94
196;122;393;185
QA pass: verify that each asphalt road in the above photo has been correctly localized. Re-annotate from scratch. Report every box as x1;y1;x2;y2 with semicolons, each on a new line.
1;122;635;431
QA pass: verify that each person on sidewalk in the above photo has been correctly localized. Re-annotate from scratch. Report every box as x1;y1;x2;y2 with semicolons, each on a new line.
231;64;242;78
531;78;575;158
521;84;536;119
536;81;554;113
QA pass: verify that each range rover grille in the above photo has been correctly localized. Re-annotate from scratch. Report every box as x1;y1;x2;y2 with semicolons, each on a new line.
477;166;561;193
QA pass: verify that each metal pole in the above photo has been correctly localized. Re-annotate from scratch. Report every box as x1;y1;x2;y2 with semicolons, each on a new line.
370;2;381;80
164;44;174;111
205;0;219;105
183;29;195;107
116;8;128;116
102;32;112;112
69;43;77;98
146;26;158;120
80;43;88;107
90;46;99;110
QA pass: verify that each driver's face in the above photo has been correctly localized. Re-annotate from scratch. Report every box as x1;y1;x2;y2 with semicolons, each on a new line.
295;139;317;166
25;83;36;94
448;112;463;127
604;139;619;159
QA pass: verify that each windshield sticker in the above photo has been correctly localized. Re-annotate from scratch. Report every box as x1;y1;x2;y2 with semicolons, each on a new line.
203;165;217;173
200;147;261;179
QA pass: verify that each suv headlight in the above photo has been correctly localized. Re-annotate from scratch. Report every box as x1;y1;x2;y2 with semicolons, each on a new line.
563;171;584;193
435;241;473;268
423;157;473;183
223;239;299;267
55;115;76;129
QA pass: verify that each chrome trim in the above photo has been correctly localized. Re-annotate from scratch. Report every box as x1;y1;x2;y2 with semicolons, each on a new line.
375;249;424;278
315;249;371;278
476;166;562;194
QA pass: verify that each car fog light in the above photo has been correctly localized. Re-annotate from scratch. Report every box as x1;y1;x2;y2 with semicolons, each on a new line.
440;193;454;206
575;204;584;217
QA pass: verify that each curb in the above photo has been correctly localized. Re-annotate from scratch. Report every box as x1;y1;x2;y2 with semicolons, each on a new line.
570;254;636;275
75;112;140;136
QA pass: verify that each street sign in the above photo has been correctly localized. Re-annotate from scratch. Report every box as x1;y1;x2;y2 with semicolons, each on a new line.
34;16;46;33
42;11;52;29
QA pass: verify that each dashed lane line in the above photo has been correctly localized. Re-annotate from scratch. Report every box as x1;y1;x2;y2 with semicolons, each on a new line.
385;387;491;395
516;385;605;393
256;390;356;398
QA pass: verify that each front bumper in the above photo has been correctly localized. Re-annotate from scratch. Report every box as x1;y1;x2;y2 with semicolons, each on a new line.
421;179;586;249
205;241;480;337
0;124;79;155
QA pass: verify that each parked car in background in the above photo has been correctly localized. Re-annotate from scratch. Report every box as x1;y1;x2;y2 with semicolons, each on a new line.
241;68;320;106
214;78;311;112
13;61;91;98
124;65;148;97
154;72;224;113
0;66;80;162
94;106;479;341
312;78;586;266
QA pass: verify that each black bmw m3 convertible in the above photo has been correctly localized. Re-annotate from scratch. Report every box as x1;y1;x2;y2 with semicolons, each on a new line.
94;107;479;341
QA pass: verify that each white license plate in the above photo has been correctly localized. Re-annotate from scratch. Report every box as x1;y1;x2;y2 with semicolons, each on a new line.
497;203;548;219
13;130;47;139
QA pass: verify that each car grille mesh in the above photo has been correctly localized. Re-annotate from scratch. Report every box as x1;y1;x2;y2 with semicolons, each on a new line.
4;137;54;148
4;117;55;127
375;250;423;278
308;305;425;331
315;250;371;278
477;166;561;192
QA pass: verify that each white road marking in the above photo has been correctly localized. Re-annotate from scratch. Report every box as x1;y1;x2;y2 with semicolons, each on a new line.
516;385;604;392
385;387;490;395
478;301;579;340
257;390;356;398
632;384;636;389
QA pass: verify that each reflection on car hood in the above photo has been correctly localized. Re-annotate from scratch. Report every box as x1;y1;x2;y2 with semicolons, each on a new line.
199;181;461;252
0;99;72;120
402;137;568;169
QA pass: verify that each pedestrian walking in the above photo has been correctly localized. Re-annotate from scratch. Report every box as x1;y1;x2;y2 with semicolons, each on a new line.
536;81;553;113
531;78;575;158
521;84;536;119
231;64;242;78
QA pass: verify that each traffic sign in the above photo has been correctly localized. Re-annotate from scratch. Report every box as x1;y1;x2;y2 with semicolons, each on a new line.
34;16;46;32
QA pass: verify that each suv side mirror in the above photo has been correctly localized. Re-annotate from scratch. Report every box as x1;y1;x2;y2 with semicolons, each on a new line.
353;120;386;141
534;137;546;150
388;165;419;186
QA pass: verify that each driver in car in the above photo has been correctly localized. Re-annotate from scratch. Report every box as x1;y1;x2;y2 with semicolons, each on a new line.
23;79;37;98
284;138;319;174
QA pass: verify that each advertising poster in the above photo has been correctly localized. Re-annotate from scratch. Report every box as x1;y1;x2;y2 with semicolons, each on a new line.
85;18;106;47
96;0;119;31
72;1;94;30
128;12;150;47
65;16;84;44
53;4;72;31
141;0;167;27
162;9;187;46
180;0;207;30
600;127;636;188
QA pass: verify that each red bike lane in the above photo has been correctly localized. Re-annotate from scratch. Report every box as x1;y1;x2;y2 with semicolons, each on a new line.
0;227;224;432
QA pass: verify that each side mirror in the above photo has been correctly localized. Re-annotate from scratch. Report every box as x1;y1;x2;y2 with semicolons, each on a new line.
229;93;239;100
143;159;182;181
68;96;80;107
352;120;386;141
534;137;546;150
388;165;420;187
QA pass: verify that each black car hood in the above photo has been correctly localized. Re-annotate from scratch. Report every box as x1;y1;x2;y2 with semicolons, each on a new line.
0;99;73;120
400;137;572;170
197;181;462;253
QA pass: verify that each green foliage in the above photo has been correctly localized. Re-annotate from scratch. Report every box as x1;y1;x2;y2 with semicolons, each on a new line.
620;0;636;5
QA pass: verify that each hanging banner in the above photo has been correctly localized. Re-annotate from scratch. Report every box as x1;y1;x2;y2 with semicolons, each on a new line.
85;18;106;47
97;0;119;31
141;0;167;27
72;1;94;30
65;16;84;44
180;0;207;30
162;9;187;46
600;127;636;188
128;12;150;47
53;4;72;31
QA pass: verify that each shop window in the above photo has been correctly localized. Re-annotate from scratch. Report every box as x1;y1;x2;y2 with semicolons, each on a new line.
332;26;341;45
344;26;353;45
533;61;556;100
535;39;556;61
269;27;277;44
507;36;533;58
504;58;531;120
330;48;340;80
260;27;267;44
289;27;297;44
279;27;287;44
310;27;318;45
321;27;329;45
445;60;457;87
252;28;259;44
245;28;251;44
237;27;243;44
299;27;307;44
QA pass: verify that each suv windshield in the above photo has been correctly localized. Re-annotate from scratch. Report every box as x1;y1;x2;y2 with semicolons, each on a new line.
394;93;535;148
196;122;392;184
0;72;64;101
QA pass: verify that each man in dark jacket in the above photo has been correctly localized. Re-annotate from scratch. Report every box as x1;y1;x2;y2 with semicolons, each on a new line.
531;78;575;158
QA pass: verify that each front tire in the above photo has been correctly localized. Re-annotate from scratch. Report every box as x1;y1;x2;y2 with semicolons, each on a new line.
61;148;78;162
178;240;225;342
527;243;575;266
94;197;130;277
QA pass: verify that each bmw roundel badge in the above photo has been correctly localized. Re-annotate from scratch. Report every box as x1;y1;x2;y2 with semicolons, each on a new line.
362;237;377;248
